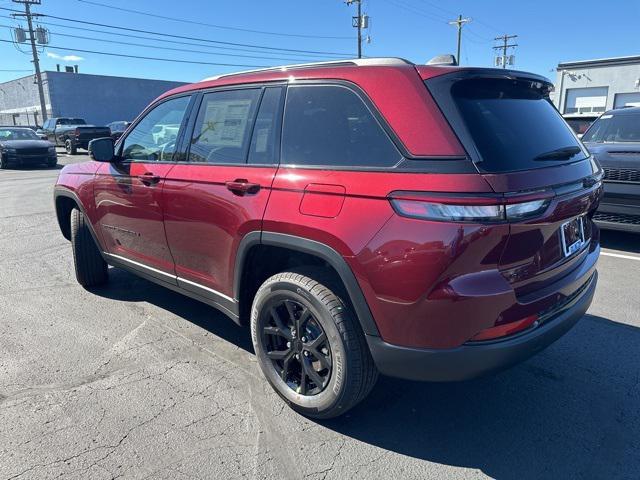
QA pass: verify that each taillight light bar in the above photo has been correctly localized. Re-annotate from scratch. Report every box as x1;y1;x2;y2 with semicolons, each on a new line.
389;191;553;223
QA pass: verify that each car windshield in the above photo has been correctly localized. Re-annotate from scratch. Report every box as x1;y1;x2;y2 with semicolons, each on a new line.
58;118;86;125
450;78;587;172
582;113;640;143
0;128;39;140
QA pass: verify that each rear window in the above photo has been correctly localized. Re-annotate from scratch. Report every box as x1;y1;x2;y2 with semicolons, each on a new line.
450;78;586;172
582;113;640;143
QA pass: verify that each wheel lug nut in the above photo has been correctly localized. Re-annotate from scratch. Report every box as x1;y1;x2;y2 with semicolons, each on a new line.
295;354;300;360
303;351;309;357
301;336;307;342
286;342;291;348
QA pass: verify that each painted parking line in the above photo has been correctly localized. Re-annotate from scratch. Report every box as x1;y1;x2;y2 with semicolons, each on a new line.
601;251;640;262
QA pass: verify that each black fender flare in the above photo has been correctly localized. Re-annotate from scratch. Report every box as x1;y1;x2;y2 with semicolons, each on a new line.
53;187;103;251
234;231;380;337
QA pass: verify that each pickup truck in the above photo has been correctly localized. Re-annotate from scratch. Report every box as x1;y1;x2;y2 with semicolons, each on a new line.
39;117;111;155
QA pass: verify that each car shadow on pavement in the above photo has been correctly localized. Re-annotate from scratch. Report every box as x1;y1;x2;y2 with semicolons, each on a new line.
90;268;639;479
323;314;640;479
92;267;254;353
600;229;640;254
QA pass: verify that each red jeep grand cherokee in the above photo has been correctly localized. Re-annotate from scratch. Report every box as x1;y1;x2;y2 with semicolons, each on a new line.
54;58;602;418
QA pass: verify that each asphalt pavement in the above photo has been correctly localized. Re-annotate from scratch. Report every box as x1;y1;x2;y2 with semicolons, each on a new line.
0;150;639;479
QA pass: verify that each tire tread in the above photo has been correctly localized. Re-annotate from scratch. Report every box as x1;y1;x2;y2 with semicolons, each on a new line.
70;208;108;287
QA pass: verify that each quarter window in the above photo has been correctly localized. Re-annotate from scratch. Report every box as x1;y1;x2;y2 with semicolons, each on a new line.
121;96;190;162
248;87;284;165
189;89;261;164
281;85;401;168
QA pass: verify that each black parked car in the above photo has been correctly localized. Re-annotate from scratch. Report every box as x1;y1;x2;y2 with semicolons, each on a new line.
107;121;130;141
582;107;640;233
0;127;57;169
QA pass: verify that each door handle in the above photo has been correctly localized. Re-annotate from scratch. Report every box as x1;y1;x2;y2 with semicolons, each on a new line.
225;179;260;196
138;172;161;186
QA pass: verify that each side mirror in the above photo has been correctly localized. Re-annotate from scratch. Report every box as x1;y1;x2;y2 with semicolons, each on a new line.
89;137;116;162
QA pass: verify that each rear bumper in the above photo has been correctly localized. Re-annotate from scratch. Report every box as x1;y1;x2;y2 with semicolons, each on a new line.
367;270;597;382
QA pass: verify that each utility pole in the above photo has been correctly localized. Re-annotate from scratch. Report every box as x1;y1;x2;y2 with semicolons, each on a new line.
493;34;518;69
346;0;363;58
11;0;48;122
448;14;471;66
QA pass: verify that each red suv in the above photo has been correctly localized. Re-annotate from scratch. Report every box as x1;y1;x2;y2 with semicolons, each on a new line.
54;58;602;418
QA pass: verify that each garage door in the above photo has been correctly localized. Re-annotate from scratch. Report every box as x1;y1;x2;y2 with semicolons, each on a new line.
564;87;608;114
614;92;640;109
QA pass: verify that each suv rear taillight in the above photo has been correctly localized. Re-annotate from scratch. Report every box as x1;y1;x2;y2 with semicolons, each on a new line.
389;191;552;223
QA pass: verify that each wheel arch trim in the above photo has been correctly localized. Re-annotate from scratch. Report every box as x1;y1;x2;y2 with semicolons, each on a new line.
53;187;103;250
234;231;380;337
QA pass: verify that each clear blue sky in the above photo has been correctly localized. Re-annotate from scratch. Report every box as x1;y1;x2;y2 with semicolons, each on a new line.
1;0;639;84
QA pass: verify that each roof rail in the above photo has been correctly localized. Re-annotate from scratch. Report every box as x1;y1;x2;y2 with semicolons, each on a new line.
200;57;414;82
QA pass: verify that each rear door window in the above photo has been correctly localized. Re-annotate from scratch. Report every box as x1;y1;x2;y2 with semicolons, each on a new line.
582;113;640;143
450;78;587;172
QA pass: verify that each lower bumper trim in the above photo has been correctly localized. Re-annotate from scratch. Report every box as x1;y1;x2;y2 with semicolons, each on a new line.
366;270;597;382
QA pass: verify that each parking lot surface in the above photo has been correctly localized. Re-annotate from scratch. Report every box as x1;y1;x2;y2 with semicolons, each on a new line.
1;151;639;479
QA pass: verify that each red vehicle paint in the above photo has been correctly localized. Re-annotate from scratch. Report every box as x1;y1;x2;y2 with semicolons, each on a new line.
54;58;602;417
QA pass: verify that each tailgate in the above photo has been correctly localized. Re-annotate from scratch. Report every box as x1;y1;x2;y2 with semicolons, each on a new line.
425;69;604;294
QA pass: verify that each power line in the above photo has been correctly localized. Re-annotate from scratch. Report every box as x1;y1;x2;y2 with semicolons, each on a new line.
0;24;324;63
1;16;344;60
384;0;448;23
76;0;353;40
0;7;355;57
0;38;271;68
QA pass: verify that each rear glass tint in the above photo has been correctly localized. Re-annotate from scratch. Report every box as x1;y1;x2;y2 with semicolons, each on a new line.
582;113;640;143
450;78;586;172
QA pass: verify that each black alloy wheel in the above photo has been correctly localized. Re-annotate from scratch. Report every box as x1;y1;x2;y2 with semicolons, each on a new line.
260;298;332;396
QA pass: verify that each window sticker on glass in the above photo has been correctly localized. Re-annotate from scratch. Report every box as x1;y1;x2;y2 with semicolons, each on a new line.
196;100;252;148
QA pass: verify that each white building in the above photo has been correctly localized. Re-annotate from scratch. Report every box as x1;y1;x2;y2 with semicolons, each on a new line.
554;55;640;115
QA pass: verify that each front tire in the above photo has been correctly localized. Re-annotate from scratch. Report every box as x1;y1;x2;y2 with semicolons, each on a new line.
251;270;378;419
0;155;8;169
65;138;77;155
70;208;108;287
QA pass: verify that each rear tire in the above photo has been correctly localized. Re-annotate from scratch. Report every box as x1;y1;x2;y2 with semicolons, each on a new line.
70;208;108;287
251;269;378;419
0;156;7;169
65;138;77;155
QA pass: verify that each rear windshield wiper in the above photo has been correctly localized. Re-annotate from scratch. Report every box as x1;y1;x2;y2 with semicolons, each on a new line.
534;146;582;161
